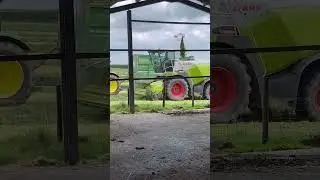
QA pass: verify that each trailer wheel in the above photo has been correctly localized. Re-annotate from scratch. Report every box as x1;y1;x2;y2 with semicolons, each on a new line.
210;55;251;123
303;73;320;121
109;73;121;95
0;42;31;106
166;78;189;101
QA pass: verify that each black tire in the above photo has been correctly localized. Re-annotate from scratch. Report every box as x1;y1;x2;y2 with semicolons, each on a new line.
203;82;210;100
302;73;320;121
165;78;189;101
210;54;251;123
0;42;32;106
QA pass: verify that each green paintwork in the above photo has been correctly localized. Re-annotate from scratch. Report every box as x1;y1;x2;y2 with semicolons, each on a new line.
149;80;163;94
184;64;210;85
0;0;113;104
242;7;320;74
147;63;210;95
212;6;320;74
0;0;108;53
134;54;158;78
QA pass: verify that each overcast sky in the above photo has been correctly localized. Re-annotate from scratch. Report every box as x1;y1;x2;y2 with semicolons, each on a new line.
110;0;210;65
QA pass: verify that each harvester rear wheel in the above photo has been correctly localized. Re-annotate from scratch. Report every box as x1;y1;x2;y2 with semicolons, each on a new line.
303;73;320;121
166;78;189;101
203;82;210;100
210;55;251;123
0;42;32;106
109;73;121;95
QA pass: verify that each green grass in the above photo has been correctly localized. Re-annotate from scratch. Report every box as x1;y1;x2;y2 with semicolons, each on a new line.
83;80;210;113
212;121;320;153
0;123;109;166
111;100;209;114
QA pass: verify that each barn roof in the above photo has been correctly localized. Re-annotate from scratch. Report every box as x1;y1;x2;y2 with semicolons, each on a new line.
110;0;210;14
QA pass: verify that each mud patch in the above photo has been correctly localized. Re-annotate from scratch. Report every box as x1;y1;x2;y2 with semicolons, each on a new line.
211;155;320;172
161;108;209;116
301;135;320;147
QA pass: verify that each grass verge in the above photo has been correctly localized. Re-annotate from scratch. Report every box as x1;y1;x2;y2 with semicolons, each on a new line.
110;100;209;114
212;121;320;153
0;123;109;166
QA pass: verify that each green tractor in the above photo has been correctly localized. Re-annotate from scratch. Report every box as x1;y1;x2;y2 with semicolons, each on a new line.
210;0;320;122
0;0;121;106
134;50;210;101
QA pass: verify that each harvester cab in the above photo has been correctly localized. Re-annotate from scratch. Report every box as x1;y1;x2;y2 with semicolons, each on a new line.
147;50;197;74
148;50;176;73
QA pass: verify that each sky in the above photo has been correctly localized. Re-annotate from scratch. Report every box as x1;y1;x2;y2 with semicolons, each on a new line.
110;0;210;65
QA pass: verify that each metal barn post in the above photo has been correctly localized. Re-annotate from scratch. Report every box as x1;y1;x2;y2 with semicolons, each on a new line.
262;76;270;144
127;10;135;114
59;0;79;165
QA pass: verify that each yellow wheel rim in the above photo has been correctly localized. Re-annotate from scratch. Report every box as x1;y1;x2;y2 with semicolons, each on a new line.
110;80;118;94
0;61;24;98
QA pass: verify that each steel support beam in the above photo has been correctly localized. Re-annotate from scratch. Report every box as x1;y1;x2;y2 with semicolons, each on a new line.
127;10;135;114
59;0;79;165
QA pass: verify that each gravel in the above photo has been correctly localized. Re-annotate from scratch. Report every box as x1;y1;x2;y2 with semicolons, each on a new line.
110;113;210;180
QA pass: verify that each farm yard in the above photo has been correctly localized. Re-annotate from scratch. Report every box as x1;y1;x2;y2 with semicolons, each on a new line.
1;61;320;180
0;60;210;166
1;1;320;179
1;61;320;168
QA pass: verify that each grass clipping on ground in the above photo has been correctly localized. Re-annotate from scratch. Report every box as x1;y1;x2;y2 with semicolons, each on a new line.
0;126;109;166
111;100;209;114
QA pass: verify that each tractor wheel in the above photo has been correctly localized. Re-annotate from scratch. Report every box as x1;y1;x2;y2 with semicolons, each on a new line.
203;82;210;100
0;42;32;106
302;73;320;121
210;55;251;123
109;73;121;95
166;78;189;101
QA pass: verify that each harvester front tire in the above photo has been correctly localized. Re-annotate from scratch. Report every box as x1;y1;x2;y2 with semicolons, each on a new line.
210;55;251;123
166;78;189;101
303;73;320;121
0;42;32;106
